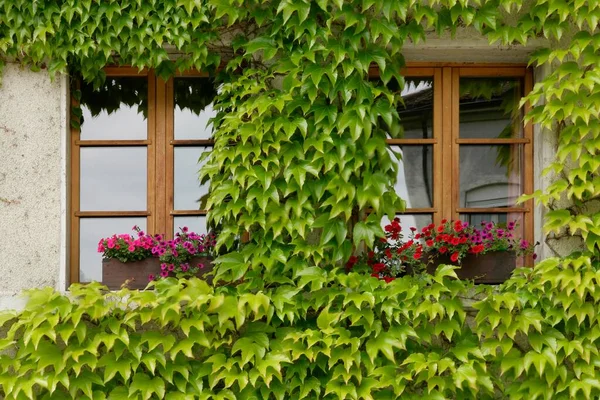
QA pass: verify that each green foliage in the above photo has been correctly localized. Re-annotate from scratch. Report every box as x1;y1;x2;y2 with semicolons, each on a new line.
3;0;600;397
2;260;600;399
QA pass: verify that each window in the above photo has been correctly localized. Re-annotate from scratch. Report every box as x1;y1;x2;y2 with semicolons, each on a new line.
70;65;534;283
70;68;218;283
378;66;534;265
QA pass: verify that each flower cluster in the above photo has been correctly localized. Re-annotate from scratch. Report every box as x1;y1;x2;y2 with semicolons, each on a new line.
348;218;537;282
346;217;426;283
98;226;216;280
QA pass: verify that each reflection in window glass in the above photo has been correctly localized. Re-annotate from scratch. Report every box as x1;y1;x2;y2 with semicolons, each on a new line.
80;217;146;283
389;145;433;209
459;145;522;208
174;146;210;210
80;147;147;211
174;77;219;140
383;77;433;139
174;216;207;236
80;77;148;140
459;77;523;139
381;214;433;233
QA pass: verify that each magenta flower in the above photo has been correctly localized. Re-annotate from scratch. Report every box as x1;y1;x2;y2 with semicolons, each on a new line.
160;270;169;278
148;274;155;281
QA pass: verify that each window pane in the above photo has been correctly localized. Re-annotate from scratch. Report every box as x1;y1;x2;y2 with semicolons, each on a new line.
389;145;433;208
80;217;147;283
381;214;433;233
80;77;148;140
459;145;522;208
459;77;523;139
80;147;147;211
392;77;433;139
174;77;218;140
174;216;208;236
174;146;210;210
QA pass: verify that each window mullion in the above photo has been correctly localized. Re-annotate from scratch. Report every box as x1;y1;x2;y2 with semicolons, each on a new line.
441;67;454;220
154;75;169;238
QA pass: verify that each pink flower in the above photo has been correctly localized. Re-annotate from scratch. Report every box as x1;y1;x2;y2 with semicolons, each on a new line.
97;244;105;252
160;270;169;278
168;264;175;271
128;245;135;252
198;263;204;269
148;274;155;281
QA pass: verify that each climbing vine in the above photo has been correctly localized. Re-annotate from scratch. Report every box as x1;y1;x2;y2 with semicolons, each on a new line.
1;0;600;398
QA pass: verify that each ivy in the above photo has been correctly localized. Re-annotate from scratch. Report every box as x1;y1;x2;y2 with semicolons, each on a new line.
2;0;600;397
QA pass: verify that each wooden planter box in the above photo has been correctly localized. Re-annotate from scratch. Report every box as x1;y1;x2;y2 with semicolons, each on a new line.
424;251;517;284
102;256;214;290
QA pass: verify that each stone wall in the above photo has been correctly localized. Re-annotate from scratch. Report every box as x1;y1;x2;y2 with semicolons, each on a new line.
0;63;68;308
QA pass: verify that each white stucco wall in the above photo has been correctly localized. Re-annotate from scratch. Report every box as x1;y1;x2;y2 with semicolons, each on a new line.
0;63;68;309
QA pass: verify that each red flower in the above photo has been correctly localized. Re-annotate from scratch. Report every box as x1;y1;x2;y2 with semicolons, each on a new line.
459;236;467;244
415;233;421;239
372;263;385;273
451;237;460;246
371;273;379;278
384;277;395;283
450;252;459;262
410;227;417;232
413;252;421;260
441;219;447;224
394;217;400;223
385;249;392;258
426;239;434;247
368;251;375;259
470;244;484;254
454;220;463;232
439;246;448;254
380;237;387;243
345;255;358;270
437;225;445;233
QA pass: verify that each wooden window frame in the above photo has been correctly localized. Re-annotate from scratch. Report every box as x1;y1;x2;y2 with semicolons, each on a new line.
371;63;534;263
70;68;215;284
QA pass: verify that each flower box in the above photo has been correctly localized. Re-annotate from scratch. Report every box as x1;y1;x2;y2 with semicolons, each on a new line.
102;256;213;290
425;251;517;284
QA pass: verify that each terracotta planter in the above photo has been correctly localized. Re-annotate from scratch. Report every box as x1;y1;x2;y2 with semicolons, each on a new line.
424;251;517;284
102;256;214;290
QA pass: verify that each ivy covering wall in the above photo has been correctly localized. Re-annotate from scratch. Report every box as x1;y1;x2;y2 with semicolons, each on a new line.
1;0;600;398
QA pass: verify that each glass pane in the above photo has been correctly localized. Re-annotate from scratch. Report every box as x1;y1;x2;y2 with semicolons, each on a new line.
174;216;208;236
459;145;522;208
80;217;147;283
174;146;210;210
174;77;219;140
389;145;433;208
387;77;434;139
80;77;148;140
80;147;147;211
381;214;433;234
459;77;523;139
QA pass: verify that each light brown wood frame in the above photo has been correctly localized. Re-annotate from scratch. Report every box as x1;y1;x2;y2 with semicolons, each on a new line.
449;66;534;262
70;68;156;283
371;64;534;253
